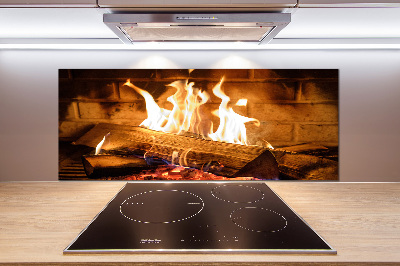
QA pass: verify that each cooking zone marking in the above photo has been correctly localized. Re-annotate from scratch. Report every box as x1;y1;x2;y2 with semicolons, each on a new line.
211;185;265;204
230;207;288;233
120;190;204;224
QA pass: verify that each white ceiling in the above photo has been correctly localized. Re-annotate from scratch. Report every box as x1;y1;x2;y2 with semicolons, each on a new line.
0;6;399;48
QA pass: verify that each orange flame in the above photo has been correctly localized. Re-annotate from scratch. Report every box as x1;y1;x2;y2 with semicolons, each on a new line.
236;99;247;106
95;132;110;155
265;141;274;150
124;79;169;131
124;76;262;146
208;78;260;145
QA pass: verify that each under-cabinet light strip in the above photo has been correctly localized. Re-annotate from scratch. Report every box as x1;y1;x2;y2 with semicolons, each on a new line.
0;44;399;50
0;38;399;50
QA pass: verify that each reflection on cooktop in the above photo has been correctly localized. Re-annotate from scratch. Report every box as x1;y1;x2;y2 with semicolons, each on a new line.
64;182;336;254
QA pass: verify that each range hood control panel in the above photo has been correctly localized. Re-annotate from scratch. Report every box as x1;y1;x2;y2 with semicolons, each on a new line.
176;16;218;20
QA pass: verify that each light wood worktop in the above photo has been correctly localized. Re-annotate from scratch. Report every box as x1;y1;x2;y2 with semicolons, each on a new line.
0;181;399;265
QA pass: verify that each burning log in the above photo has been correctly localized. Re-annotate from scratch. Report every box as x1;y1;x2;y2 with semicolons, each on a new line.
75;123;279;180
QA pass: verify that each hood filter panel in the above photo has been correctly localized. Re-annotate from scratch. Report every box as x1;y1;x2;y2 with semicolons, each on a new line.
120;26;274;42
104;13;290;45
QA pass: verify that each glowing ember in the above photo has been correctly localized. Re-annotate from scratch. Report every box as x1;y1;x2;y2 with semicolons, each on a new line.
121;166;258;181
124;76;262;146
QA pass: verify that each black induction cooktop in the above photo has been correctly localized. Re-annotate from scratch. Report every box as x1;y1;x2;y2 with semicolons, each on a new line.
64;182;336;254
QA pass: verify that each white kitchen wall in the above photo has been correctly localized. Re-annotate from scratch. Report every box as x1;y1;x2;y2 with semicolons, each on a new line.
0;49;399;182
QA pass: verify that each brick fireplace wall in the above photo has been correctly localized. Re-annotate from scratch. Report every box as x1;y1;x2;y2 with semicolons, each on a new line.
59;69;338;147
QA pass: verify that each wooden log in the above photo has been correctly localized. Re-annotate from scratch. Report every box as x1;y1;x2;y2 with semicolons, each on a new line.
275;143;329;153
272;150;338;180
75;123;279;180
82;154;168;179
82;155;151;179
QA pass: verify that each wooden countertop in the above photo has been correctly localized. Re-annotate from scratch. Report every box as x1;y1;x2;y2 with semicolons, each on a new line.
0;181;399;265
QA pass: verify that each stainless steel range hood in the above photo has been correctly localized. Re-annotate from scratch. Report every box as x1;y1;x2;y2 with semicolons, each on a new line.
103;13;291;45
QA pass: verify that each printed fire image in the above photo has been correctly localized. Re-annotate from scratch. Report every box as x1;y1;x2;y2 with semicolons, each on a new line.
59;69;338;181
